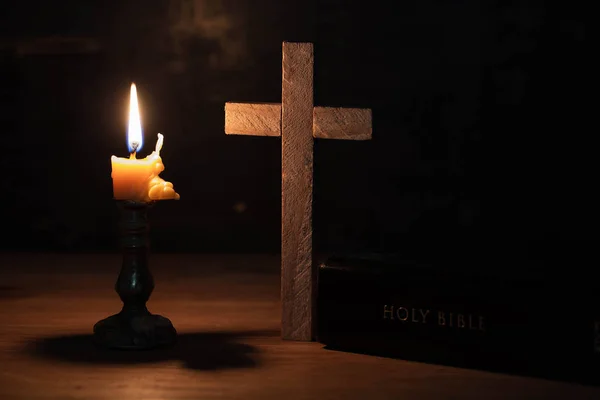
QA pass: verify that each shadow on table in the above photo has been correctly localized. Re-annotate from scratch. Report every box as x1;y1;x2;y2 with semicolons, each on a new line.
24;330;279;371
321;344;600;388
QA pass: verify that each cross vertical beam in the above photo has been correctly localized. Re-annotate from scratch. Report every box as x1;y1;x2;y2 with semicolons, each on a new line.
281;42;314;341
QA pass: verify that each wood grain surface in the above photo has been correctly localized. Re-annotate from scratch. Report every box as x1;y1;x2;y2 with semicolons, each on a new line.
224;103;282;136
1;253;599;400
223;42;374;342
313;107;372;140
280;42;315;342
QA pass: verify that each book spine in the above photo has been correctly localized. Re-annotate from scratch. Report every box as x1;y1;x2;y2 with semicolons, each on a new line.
317;263;600;370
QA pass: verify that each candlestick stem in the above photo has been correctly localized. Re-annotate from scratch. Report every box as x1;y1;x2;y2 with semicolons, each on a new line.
93;200;177;349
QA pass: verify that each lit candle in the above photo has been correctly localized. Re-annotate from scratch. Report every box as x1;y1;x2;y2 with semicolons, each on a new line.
111;83;180;202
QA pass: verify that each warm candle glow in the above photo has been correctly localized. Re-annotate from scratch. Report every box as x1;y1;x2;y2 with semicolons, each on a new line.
128;83;143;154
111;83;180;202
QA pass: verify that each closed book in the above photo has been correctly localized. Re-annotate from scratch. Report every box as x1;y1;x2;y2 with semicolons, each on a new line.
316;252;600;383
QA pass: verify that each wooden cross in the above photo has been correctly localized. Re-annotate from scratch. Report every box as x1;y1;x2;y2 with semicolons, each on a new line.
224;42;372;341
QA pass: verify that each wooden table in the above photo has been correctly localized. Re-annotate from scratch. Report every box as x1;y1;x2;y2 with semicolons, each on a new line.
1;253;598;400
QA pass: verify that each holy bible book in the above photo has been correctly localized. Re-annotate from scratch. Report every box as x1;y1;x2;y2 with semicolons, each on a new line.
316;250;600;382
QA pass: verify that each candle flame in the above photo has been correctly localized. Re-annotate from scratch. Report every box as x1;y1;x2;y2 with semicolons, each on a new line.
127;83;143;154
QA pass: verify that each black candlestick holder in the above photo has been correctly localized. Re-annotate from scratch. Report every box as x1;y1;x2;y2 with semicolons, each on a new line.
93;200;177;349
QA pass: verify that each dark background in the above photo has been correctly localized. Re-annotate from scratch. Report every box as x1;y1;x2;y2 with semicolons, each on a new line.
0;1;589;257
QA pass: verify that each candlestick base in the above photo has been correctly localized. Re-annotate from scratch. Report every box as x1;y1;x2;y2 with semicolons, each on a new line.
93;312;177;350
93;200;177;350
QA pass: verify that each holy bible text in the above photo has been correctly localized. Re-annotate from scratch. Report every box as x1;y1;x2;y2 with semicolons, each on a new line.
382;305;485;332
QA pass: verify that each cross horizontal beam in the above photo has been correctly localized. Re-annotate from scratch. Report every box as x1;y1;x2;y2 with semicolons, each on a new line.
313;107;372;140
225;103;372;140
224;103;281;137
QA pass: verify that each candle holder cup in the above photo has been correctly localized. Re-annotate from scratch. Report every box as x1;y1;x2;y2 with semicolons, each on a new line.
93;200;177;350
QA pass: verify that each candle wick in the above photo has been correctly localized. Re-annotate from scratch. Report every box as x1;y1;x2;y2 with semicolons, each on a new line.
129;152;137;160
155;133;164;154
